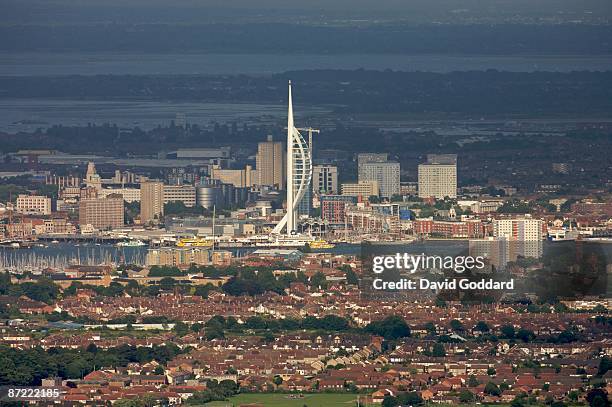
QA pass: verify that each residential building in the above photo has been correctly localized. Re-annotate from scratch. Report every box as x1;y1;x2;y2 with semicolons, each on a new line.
312;165;338;195
414;218;485;239
78;194;124;230
320;195;357;225
493;217;545;258
357;153;388;181
469;237;518;271
140;181;165;222
341;181;379;198
418;154;457;199
359;161;400;198
256;135;285;189
16;194;52;215
210;165;253;188
163;185;197;207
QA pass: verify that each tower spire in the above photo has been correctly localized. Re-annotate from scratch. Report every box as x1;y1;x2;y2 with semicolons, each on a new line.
272;81;313;235
286;80;295;233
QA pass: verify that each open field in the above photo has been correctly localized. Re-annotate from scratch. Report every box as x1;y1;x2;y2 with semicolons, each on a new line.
204;393;364;407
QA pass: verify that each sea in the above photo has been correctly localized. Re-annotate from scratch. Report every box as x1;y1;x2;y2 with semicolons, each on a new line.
2;52;611;76
1;52;611;133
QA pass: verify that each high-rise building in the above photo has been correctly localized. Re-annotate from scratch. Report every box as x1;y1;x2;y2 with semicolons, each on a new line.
418;154;457;199
79;194;124;230
272;82;312;234
312;165;338;195
360;162;400;198
493;217;544;258
357;153;388;181
140;181;165;222
469;237;518;271
16;194;52;215
163;185;196;207
175;112;186;128
256;135;285;189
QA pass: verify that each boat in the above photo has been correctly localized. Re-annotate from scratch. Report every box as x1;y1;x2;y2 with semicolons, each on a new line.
115;240;147;247
252;234;316;248
308;239;336;249
176;237;214;248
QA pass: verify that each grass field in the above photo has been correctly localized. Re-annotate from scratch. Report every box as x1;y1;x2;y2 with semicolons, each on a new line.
204;393;364;407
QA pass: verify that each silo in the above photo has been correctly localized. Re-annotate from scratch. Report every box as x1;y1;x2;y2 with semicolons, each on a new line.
196;185;221;209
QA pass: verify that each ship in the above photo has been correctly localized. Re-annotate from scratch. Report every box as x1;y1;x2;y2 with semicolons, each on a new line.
308;239;336;249
176;237;214;248
115;240;147;247
250;234;316;248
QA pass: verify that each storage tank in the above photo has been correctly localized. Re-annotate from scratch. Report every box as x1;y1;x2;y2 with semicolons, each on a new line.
196;185;221;209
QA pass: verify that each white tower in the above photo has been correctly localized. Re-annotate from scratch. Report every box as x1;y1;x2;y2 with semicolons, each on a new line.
272;81;312;235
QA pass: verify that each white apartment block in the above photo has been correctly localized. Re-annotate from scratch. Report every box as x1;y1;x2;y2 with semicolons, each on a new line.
16;195;52;215
357;153;388;180
359;162;400;198
418;163;457;199
493;218;544;258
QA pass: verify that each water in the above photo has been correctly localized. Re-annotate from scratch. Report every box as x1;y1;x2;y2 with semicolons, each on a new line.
0;243;147;271
0;241;475;271
2;53;611;76
0;99;331;133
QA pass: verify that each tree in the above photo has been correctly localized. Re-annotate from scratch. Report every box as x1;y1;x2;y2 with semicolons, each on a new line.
487;367;496;376
516;328;535;342
381;396;399;407
586;388;609;407
273;376;283;386
424;322;437;336
365;316;411;340
344;268;359;285
173;322;189;337
194;284;214;298
468;375;479;387
500;325;516;339
484;382;501;396
598;356;611;376
398;392;423;405
431;343;446;357
475;321;490;332
205;326;225;340
459;389;475;403
310;272;328;289
450;319;464;332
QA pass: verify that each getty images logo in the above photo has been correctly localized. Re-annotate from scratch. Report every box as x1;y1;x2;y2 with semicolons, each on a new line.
372;253;486;274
